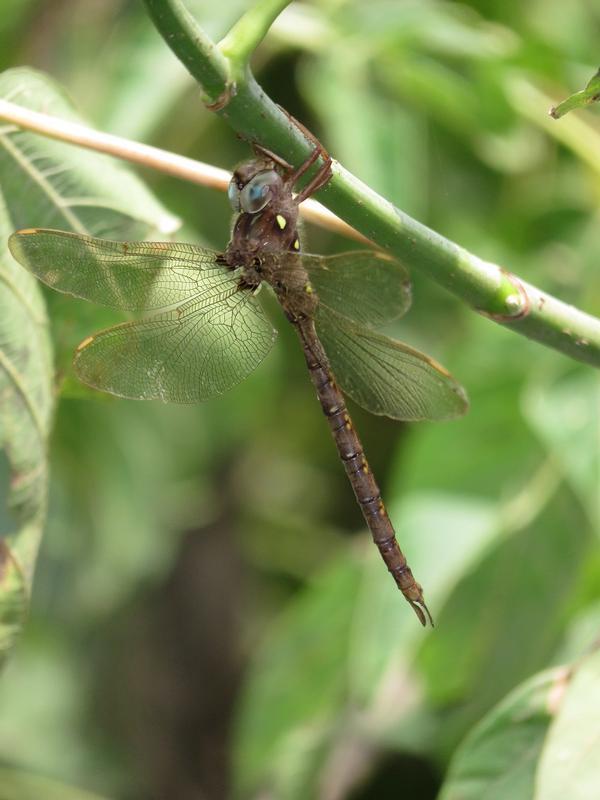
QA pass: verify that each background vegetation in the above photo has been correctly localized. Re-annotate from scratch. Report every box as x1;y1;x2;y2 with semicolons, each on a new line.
0;1;599;798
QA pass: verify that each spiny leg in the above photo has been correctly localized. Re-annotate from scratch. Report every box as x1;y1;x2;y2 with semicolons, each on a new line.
294;149;333;203
251;135;332;202
251;142;295;172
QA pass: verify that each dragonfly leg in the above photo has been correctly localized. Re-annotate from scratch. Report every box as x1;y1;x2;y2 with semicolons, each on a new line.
293;147;333;203
290;144;321;182
251;113;332;201
272;103;333;190
251;142;295;172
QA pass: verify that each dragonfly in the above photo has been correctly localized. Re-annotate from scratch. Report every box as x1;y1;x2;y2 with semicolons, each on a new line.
8;143;468;625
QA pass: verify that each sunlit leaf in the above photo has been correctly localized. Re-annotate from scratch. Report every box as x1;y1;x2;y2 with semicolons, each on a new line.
550;69;600;119
438;667;567;800
0;65;182;665
0;188;52;668
535;648;600;800
524;368;599;531
553;602;600;666
416;482;592;748
0;67;179;239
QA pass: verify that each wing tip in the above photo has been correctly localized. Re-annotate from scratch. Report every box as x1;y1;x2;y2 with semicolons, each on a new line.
451;382;470;417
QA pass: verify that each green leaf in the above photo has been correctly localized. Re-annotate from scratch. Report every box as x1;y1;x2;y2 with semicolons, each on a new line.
0;187;53;668
550;69;600;119
0;539;27;661
88;14;191;141
232;555;362;800
95;1;250;139
232;492;499;797
347;492;498;709
553;602;600;665
438;667;567;800
524;368;599;531
300;47;428;217
0;766;110;800
535;648;600;800
0;67;179;239
0;65;181;666
416;482;592;742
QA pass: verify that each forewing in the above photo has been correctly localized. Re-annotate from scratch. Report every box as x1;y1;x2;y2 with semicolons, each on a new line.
315;306;468;421
299;250;411;327
74;286;276;402
8;228;224;311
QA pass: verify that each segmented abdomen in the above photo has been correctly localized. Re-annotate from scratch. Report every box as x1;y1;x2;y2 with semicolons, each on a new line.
295;319;432;626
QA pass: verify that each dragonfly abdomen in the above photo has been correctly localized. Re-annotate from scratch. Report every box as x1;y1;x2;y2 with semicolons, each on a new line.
296;319;432;626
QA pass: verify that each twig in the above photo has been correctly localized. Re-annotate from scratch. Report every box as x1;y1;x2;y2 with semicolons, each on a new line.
219;0;293;74
0;98;362;242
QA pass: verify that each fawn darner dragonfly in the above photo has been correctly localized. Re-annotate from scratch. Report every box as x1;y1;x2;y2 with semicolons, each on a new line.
8;144;468;625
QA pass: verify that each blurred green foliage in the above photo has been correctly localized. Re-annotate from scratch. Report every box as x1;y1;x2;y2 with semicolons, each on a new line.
0;1;599;799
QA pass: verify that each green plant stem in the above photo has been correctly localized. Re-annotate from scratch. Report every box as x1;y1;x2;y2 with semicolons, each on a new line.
142;0;600;368
219;0;293;74
143;0;231;103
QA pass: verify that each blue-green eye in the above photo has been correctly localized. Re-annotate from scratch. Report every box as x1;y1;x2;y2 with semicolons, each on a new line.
227;179;241;211
240;170;279;213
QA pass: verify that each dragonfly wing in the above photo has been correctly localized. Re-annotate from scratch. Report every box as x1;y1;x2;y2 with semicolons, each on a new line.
9;228;226;311
74;286;276;402
315;306;468;421
300;250;411;327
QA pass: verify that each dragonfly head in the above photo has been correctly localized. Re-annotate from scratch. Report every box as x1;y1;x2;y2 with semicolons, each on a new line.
228;160;284;215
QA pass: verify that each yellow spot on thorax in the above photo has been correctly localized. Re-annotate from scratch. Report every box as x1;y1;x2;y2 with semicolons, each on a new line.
293;239;300;250
276;214;287;230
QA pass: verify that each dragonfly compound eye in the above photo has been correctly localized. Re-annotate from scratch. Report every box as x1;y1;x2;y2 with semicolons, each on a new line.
227;178;242;211
240;170;280;214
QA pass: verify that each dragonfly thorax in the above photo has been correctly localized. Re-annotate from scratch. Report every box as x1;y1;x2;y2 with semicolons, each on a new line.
259;254;319;323
225;155;324;320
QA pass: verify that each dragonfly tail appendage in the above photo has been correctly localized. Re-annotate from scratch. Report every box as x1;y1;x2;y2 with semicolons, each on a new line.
410;599;434;628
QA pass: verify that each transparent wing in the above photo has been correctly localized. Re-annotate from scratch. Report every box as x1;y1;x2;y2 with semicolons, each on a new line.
74;287;276;402
315;306;468;421
298;250;411;327
9;228;225;311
